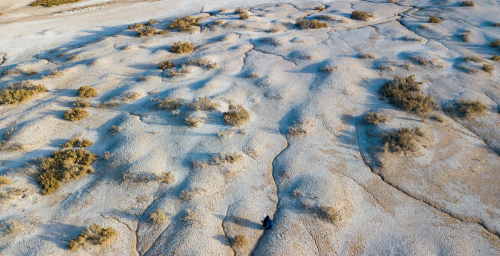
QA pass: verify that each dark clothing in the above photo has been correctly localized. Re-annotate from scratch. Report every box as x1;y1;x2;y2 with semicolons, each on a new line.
262;216;274;230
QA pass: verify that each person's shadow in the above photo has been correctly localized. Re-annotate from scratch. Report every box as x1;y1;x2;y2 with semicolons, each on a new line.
213;214;262;230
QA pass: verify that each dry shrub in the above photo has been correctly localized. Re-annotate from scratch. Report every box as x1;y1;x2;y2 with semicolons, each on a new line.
2;68;23;76
158;97;182;110
62;137;80;148
0;188;27;205
157;172;176;184
122;92;140;102
429;16;441;23
483;64;494;74
363;112;388;125
79;139;93;148
232;235;249;247
461;33;472;42
0;176;12;186
235;8;248;14
287;121;312;135
433;114;446;123
128;23;168;37
379;75;437;119
182;208;198;222
457;101;487;118
463;56;485;63
315;206;340;224
492;55;500;61
159;60;175;70
461;1;475;7
247;72;261;78
351;11;375;21
493;23;500;27
315;5;325;11
210;152;242;166
5;221;23;235
149;209;168;224
168;16;199;32
223;104;250;126
167;65;191;77
179;188;204;201
38;148;97;195
188;96;220;111
146;19;157;26
383;127;426;153
64;108;89;121
78;86;97;98
67;54;79;62
320;66;340;72
214;19;224;25
360;53;376;59
404;36;425;42
296;19;328;29
32;0;80;7
0;81;48;105
240;11;250;20
68;223;117;252
73;98;92;108
171;41;194;53
43;69;65;79
184;116;205;128
188;58;217;69
97;98;121;108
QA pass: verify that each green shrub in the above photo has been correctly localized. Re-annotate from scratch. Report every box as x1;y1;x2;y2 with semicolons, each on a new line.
379;75;437;119
31;0;79;7
168;16;199;31
171;41;194;53
0;81;48;105
78;86;97;98
383;127;426;153
223;104;250;126
296;19;328;29
68;223;117;252
351;11;375;21
64;108;89;121
429;16;442;23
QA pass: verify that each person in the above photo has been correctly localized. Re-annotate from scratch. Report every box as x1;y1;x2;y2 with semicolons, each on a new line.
262;215;274;230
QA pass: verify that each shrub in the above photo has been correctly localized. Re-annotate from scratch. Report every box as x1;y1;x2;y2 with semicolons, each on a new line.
351;11;375;21
122;92;140;102
240;11;250;20
179;188;204;201
184;116;205;128
461;33;472;42
363;112;388;125
64;108;89;121
223;104;250;126
483;64;494;74
235;8;248;14
168;16;199;32
461;1;475;7
210;152;242;166
62;137;80;148
32;0;80;7
359;53;376;59
146;19;157;26
315;5;325;11
149;209;168;224
214;19;224;25
457;101;487;118
171;41;194;53
429;16;442;23
73;98;92;108
158;97;182;110
167;65;191;77
296;19;328;29
79;139;93;148
78;86;97;98
0;81;48;105
68;223;117;252
493;23;500;27
492;55;500;61
187;58;217;69
128;23;167;37
287;121;312;135
383;127;426;153
463;56;485;63
320;66;340;72
157;172;176;184
232;235;249;247
187;96;220;111
0;176;12;186
491;39;500;48
38;148;97;195
379;75;437;119
159;60;175;70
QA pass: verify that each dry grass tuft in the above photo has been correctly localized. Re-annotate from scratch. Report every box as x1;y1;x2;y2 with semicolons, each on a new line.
179;188;204;201
97;98;121;109
149;209;168;224
461;1;475;7
383;127;426;153
158;97;182;110
0;81;48;105
38;148;97;195
296;19;328;29
168;16;199;32
287;121;312;135
167;65;192;77
0;176;12;186
78;86;97;98
210;152;242;166
456;101;488;118
363;112;389;125
429;16;442;23
184;115;206;128
64;108;89;121
483;64;494;74
463;56;485;63
235;8;249;14
187;96;220;111
159;60;175;70
492;55;500;61
68;223;117;252
157;172;176;184
379;75;437;119
223;104;250;126
182;208;198;222
461;32;472;42
351;11;375;21
188;58;217;70
171;41;194;53
214;19;224;25
32;0;79;7
42;69;65;79
232;235;249;247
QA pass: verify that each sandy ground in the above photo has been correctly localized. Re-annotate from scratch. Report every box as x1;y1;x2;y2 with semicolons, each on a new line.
1;0;500;255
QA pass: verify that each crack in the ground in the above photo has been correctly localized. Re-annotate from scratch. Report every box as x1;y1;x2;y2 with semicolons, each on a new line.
355;123;500;240
302;221;320;255
251;48;297;66
222;203;236;256
0;53;6;65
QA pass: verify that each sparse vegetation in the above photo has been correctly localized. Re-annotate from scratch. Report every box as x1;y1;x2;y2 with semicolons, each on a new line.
456;101;488;118
179;188;204;201
171;41;194;53
363;112;389;125
210;152;242;166
0;176;12;186
78;86;97;98
296;19;328;29
0;81;48;105
157;97;182;110
38;147;97;195
168;16;199;32
157;171;176;184
64;108;89;121
232;235;249;247
240;11;250;20
379;75;437;119
149;209;168;224
461;32;472;42
42;69;65;79
223;104;250;126
351;11;375;21
483;64;494;74
159;60;175;70
492;55;500;61
32;0;80;7
383;127;426;153
429;16;442;23
463;56;485;63
461;1;475;7
491;39;500;48
187;96;220;111
68;223;117;252
167;65;191;77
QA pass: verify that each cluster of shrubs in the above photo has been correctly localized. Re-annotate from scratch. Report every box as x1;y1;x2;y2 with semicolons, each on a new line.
168;16;199;32
0;81;48;105
68;223;117;252
38;140;97;195
128;22;168;37
383;127;426;153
